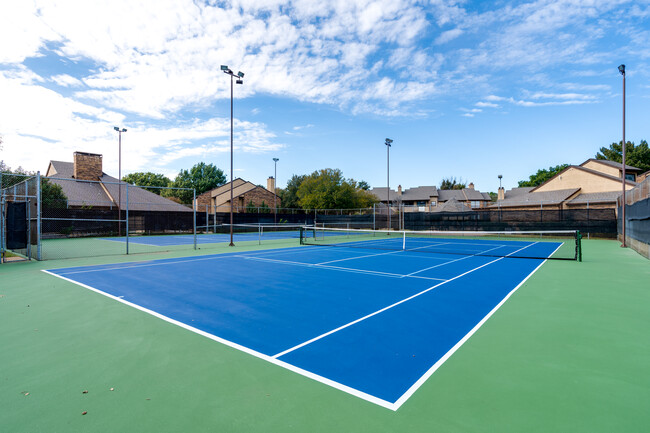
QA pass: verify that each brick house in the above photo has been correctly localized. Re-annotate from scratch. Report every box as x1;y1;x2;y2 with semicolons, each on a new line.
194;177;281;212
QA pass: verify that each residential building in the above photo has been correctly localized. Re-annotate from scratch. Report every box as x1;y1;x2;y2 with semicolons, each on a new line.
46;152;191;212
195;177;280;212
369;182;491;211
493;159;639;210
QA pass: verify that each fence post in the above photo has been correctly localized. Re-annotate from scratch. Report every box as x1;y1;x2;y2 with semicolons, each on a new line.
373;203;376;230
36;171;42;261
125;183;129;255
193;189;197;250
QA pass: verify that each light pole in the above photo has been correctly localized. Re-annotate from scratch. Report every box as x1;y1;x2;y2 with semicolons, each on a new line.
221;65;244;247
273;157;279;224
385;138;393;230
618;64;627;247
113;126;127;236
498;174;503;189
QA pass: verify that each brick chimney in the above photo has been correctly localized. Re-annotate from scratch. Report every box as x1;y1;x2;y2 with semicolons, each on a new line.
468;182;474;190
267;176;275;192
73;152;103;180
397;185;402;196
497;187;505;201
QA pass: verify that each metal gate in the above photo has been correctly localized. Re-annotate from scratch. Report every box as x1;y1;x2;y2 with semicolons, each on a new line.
0;172;41;263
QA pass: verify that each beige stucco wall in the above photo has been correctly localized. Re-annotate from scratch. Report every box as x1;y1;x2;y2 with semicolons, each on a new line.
581;160;620;177
534;167;634;193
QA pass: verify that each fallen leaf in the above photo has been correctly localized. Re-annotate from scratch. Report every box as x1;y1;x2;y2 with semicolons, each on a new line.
82;390;88;394
109;388;114;391
82;411;87;415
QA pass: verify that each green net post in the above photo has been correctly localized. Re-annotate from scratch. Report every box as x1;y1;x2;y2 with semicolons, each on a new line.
576;230;582;262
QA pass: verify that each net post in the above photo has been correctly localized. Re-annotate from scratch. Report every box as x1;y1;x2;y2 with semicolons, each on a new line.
576;230;582;262
402;230;406;251
193;189;197;250
299;226;304;245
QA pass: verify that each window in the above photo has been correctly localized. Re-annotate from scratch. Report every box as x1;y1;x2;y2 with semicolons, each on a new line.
470;201;481;208
625;173;636;181
416;201;427;206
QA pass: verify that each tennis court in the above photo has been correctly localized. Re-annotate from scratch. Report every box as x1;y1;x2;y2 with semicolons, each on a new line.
44;230;569;409
101;224;303;247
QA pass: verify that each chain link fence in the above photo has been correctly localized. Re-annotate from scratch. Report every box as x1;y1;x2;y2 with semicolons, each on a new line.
619;177;650;258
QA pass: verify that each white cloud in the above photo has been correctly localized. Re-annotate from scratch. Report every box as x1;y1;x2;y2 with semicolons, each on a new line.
435;28;463;45
50;74;84;88
476;101;499;108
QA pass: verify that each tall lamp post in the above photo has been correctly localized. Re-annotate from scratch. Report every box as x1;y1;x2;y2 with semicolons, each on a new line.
221;65;244;247
385;138;393;230
273;157;279;224
618;64;626;248
113;126;127;236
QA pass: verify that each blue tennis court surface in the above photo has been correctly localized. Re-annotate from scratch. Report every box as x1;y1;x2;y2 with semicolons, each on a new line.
45;241;554;410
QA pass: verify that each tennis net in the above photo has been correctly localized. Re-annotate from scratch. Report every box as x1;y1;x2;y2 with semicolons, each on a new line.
220;223;304;239
300;227;582;261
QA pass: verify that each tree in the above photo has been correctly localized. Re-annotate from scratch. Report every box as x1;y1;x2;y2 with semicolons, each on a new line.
296;168;378;209
167;162;226;204
41;179;67;208
518;164;569;187
356;180;371;191
122;172;171;194
596;140;650;172
278;174;307;209
440;177;466;190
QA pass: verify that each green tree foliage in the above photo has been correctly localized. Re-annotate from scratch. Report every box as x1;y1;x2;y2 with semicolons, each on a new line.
41;179;67;208
168;162;226;204
439;177;466;190
296;168;378;209
596;140;650;172
0;164;68;208
518;164;569;187
356;180;371;191
278;174;307;209
122;172;171;194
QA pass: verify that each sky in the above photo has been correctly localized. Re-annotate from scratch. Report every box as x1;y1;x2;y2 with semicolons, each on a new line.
1;0;649;194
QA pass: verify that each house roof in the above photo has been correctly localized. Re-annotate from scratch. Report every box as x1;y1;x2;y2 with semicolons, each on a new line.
432;197;471;212
490;188;581;208
369;187;399;202
401;186;438;201
529;165;637;192
565;191;621;205
580;158;643;172
504;187;534;198
46;161;192;212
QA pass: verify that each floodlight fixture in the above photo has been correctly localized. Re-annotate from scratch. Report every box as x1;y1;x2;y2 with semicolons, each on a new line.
237;71;244;78
236;79;243;85
221;65;229;71
618;64;625;75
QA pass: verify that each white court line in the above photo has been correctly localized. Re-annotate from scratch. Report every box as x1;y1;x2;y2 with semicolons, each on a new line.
50;246;314;275
271;242;539;361
40;269;397;410
404;243;509;277
42;240;546;411
392;242;558;410
244;256;448;281
316;249;405;265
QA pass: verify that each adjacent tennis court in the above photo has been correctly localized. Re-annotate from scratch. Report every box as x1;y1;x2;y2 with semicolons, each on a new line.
101;224;303;247
44;230;565;409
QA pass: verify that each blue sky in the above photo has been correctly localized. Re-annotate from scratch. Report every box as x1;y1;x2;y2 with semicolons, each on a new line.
1;0;649;193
